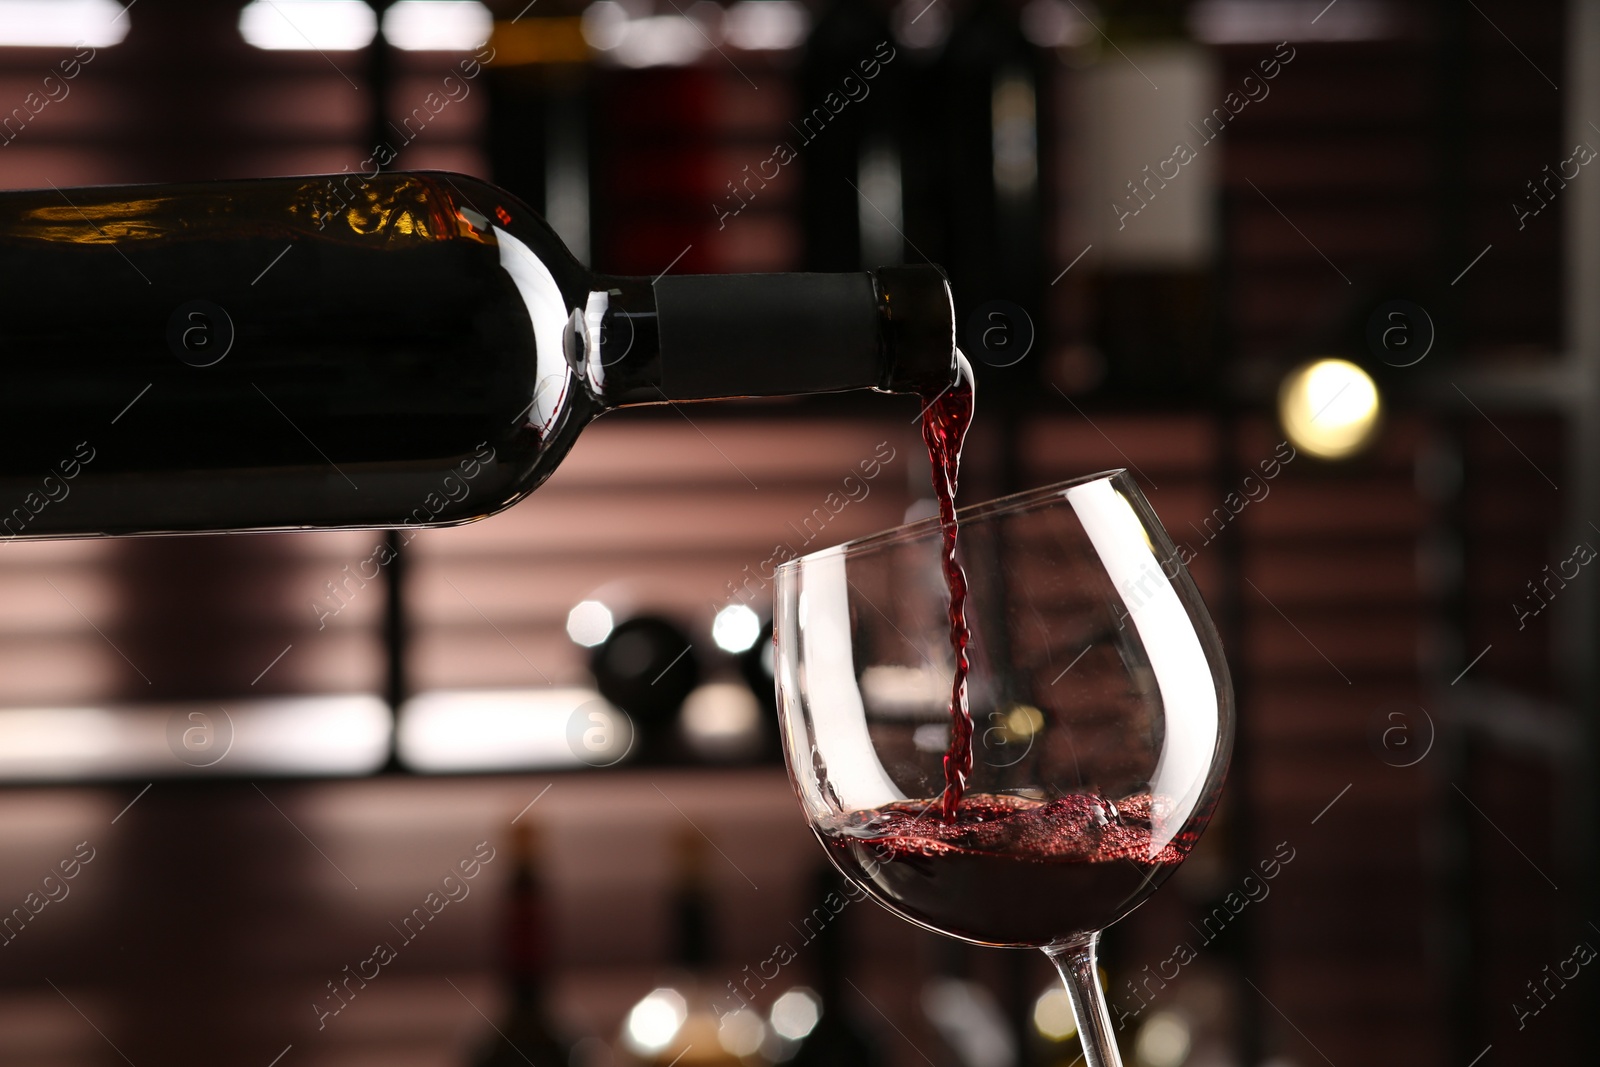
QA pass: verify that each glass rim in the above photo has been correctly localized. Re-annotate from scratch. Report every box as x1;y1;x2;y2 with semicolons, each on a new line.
777;467;1133;572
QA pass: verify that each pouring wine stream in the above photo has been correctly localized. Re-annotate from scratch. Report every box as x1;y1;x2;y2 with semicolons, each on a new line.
920;351;976;822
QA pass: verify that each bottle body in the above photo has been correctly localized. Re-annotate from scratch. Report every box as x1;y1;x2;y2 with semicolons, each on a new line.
786;866;885;1066
0;171;955;539
2;171;589;538
617;831;750;1066
471;822;572;1067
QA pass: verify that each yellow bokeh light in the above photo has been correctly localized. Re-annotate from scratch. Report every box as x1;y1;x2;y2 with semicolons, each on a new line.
1001;704;1045;742
1277;357;1381;460
1033;970;1109;1043
1033;987;1078;1042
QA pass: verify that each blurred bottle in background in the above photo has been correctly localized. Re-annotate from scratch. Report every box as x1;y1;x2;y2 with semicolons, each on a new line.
929;0;1047;315
574;592;778;766
619;830;760;1065
798;0;905;271
732;613;775;705
916;0;1049;412
682;603;774;763
588;612;703;764
775;867;885;1066
486;0;595;264
920;940;1018;1067
470;822;574;1067
1066;4;1219;398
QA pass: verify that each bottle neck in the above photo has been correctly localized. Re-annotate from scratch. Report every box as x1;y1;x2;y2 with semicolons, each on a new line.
671;831;713;970
674;884;712;969
574;266;956;408
812;871;849;1004
504;849;549;998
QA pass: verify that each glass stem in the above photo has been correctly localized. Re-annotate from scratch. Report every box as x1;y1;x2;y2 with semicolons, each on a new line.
1043;933;1124;1067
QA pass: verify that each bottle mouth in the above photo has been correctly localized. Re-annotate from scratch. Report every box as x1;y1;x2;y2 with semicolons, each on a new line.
873;265;957;394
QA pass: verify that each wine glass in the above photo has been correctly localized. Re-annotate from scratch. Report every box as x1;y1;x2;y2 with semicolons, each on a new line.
772;470;1233;1067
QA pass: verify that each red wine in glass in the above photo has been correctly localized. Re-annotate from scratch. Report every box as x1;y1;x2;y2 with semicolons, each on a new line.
817;791;1194;947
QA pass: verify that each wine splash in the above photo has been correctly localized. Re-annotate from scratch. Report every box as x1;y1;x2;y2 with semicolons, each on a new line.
820;792;1191;947
920;354;975;821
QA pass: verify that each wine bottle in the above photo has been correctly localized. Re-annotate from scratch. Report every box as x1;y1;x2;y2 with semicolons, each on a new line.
919;0;1047;386
589;613;700;763
470;822;573;1067
619;831;750;1066
919;940;1016;1067
798;0;905;271
0;171;957;539
784;867;884;1067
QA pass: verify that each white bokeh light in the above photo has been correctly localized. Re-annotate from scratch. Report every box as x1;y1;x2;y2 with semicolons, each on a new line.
0;0;130;47
566;599;615;647
769;988;821;1041
381;0;492;51
680;682;762;760
723;0;808;50
1133;1011;1192;1067
239;0;377;50
712;603;762;653
717;1007;768;1057
622;988;687;1054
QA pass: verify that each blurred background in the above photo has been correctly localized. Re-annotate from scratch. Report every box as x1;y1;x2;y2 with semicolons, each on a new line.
0;0;1587;1063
